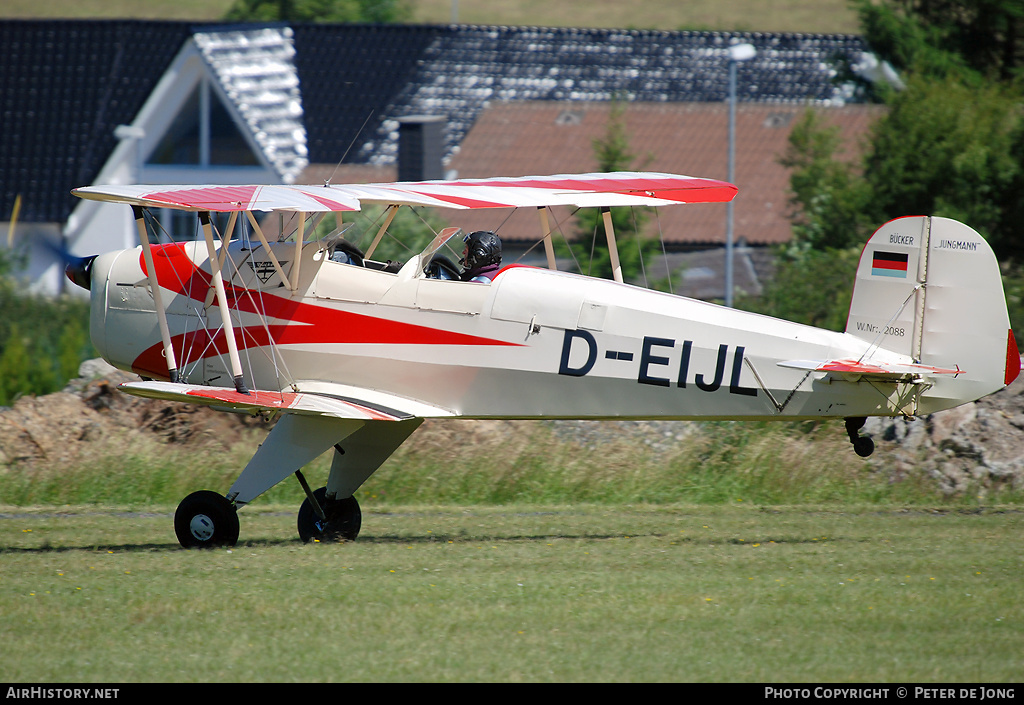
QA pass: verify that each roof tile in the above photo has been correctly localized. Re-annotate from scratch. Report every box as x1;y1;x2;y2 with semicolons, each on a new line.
440;101;884;246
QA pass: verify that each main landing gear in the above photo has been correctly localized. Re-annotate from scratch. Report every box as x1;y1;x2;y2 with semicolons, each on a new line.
172;474;363;549
172;416;421;548
845;416;874;458
296;484;362;543
174;490;240;548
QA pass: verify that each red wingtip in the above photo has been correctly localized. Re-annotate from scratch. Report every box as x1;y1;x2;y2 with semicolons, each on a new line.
1005;329;1020;386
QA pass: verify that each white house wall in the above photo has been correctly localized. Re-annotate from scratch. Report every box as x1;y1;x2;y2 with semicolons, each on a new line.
58;41;280;297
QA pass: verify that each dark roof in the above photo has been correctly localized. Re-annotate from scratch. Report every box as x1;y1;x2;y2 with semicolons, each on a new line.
351;26;872;166
0;20;198;223
1;20;874;225
292;23;444;166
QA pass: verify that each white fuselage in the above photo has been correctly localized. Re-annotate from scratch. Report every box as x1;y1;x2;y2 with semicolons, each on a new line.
87;239;956;421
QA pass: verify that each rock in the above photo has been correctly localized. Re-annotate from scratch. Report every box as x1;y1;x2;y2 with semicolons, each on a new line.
865;366;1024;495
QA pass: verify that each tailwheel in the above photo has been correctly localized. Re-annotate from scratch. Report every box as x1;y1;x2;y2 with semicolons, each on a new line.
845;417;874;458
297;486;361;543
174;490;240;548
853;435;875;458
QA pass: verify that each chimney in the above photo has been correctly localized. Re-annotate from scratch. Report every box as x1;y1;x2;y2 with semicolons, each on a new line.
397;115;445;182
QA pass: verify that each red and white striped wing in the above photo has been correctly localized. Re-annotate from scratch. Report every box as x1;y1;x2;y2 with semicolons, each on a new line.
72;172;736;212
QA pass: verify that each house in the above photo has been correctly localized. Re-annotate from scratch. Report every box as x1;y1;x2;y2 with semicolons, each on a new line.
429;100;883;297
0;20;890;297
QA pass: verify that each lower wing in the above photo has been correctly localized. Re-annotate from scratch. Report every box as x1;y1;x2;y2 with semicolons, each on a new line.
118;380;455;421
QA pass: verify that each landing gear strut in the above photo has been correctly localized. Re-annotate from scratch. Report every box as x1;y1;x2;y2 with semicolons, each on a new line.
174;490;240;548
296;473;361;543
845;417;874;457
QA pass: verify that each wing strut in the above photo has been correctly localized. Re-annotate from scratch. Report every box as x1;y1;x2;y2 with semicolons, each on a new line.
132;206;179;383
199;211;249;394
203;211;238;310
602;207;623;283
291;212;305;290
538;207;558;270
364;204;399;260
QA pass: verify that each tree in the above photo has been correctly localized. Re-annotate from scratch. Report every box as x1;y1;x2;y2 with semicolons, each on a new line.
853;0;1024;82
737;248;860;331
0;275;95;405
0;325;32;406
567;100;657;282
223;0;410;23
777;109;873;254
735;110;867;331
766;1;1024;331
861;73;1024;259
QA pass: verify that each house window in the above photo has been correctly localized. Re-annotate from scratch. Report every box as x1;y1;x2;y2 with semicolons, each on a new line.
147;80;258;167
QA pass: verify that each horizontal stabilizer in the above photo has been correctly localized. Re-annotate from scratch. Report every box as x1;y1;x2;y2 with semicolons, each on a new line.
119;381;424;421
778;358;963;380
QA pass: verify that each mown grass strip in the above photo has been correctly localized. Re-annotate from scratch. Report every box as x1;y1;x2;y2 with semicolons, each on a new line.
1;504;1021;682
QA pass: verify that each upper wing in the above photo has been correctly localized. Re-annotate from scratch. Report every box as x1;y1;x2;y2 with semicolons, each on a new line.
778;358;964;380
71;172;737;213
119;380;456;421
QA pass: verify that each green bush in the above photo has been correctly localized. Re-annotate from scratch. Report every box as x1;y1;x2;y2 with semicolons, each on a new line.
0;281;94;406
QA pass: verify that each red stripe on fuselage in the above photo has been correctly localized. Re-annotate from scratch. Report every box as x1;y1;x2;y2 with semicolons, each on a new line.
132;243;520;378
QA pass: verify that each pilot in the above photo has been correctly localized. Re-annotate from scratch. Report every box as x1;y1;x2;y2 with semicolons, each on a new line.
460;230;502;283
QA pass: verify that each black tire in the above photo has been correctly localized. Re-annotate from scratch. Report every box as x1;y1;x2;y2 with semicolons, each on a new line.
853;436;875;458
297;487;361;543
174;490;240;548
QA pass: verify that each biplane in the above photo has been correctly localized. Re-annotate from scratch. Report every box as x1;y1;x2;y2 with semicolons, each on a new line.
69;172;1019;548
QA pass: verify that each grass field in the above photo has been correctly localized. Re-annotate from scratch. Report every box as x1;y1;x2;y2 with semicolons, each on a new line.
1;503;1021;682
2;413;1021;681
3;0;862;34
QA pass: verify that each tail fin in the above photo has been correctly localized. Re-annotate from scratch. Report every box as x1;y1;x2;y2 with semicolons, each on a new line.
846;216;1019;412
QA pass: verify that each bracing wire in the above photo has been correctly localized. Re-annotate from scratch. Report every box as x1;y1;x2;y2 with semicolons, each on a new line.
654;208;673;295
631;206;648;289
140;210;212;380
221;214;297;393
324;110;375;188
856;286;920;364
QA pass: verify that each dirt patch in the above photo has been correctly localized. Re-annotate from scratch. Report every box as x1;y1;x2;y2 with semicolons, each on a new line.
0;361;263;468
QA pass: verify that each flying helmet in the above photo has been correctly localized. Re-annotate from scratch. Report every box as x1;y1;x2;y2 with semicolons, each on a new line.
462;230;502;270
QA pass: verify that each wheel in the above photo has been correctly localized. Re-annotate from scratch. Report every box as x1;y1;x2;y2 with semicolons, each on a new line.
174;490;240;548
853;436;875;458
297;487;361;543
